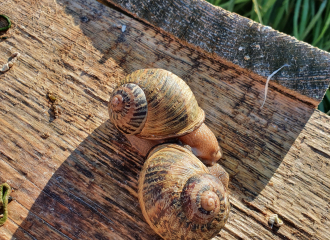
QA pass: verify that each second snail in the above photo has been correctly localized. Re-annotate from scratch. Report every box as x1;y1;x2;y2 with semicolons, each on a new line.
139;144;230;240
108;69;230;239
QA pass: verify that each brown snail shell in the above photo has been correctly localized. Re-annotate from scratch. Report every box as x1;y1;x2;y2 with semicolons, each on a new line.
109;69;223;165
138;144;230;240
109;69;205;139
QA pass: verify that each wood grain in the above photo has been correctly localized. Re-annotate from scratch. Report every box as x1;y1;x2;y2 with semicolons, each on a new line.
0;0;329;239
105;0;330;101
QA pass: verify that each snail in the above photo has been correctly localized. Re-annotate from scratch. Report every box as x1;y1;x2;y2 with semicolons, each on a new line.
138;144;230;240
108;68;222;165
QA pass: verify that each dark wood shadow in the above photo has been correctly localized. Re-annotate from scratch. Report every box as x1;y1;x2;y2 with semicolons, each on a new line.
12;120;160;240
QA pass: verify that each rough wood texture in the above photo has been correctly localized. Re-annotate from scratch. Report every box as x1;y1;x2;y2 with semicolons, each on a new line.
0;0;329;239
105;0;330;101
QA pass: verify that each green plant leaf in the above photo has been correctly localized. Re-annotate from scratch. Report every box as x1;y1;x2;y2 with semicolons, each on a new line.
299;0;309;38
284;0;289;13
301;0;327;40
252;0;263;24
312;18;322;44
263;0;277;13
294;0;302;39
228;0;236;12
313;11;330;45
215;0;222;5
262;0;277;25
273;1;287;29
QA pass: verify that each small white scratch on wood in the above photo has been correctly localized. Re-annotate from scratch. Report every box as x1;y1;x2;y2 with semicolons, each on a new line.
260;64;290;109
121;25;126;32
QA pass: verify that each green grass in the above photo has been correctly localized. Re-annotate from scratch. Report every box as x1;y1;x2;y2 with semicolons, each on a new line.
206;0;330;115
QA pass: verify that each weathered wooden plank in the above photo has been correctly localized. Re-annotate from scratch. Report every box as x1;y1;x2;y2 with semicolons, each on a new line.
104;0;330;101
0;219;36;240
0;0;329;240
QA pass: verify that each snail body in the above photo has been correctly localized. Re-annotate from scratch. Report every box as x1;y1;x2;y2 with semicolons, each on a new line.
138;144;230;240
109;69;222;165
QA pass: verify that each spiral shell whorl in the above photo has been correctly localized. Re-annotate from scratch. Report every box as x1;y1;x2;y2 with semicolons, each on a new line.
181;174;228;225
138;144;230;240
109;83;148;135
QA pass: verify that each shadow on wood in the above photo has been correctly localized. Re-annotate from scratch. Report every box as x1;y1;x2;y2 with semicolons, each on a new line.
7;0;319;239
12;120;160;240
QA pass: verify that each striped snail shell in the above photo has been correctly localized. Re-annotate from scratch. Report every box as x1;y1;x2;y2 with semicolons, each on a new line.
109;69;222;165
138;144;230;240
109;68;205;139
